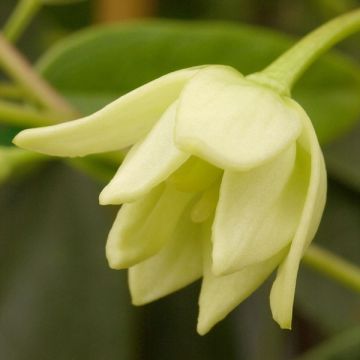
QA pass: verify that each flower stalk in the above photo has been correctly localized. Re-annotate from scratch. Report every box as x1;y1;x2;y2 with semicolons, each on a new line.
0;83;24;100
248;8;360;95
3;0;41;43
0;34;77;117
303;244;360;293
0;99;67;126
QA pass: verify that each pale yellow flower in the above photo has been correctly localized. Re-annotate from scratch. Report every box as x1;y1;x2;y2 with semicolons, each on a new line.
14;65;327;334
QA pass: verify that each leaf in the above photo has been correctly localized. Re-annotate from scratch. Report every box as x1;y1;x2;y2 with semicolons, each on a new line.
0;163;136;359
36;21;360;143
296;180;360;333
324;122;360;193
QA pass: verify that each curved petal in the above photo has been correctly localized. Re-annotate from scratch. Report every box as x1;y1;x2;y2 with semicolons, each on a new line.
197;221;286;335
212;144;296;275
129;201;202;305
106;183;195;269
14;67;201;157
175;65;302;170
99;102;189;205
270;103;327;329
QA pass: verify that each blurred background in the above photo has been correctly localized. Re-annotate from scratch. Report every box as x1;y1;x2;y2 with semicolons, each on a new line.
0;0;359;359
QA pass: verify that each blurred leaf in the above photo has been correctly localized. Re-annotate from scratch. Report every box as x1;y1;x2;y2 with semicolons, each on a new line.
296;325;360;360
137;282;237;360
43;0;86;4
36;21;360;143
0;163;137;359
324;122;360;192
233;280;294;360
297;180;360;333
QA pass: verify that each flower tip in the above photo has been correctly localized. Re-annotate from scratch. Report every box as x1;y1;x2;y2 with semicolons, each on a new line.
13;127;79;157
12;131;32;150
270;290;293;330
130;296;146;307
106;244;130;270
196;319;211;336
274;317;292;330
99;188;123;205
106;255;124;270
99;184;139;205
99;189;115;205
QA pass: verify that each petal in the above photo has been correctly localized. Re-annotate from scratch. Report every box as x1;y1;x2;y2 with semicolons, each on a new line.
14;67;201;157
166;156;222;193
212;144;296;275
270;103;327;329
197;221;286;335
175;65;302;170
129;201;202;305
106;183;195;269
99;101;189;205
191;181;220;223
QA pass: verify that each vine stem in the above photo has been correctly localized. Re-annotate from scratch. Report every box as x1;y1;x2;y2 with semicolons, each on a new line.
303;244;360;293
248;8;360;95
0;99;66;126
0;34;78;118
3;0;41;43
0;83;24;99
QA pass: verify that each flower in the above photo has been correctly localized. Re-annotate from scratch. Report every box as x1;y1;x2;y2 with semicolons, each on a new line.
13;65;327;334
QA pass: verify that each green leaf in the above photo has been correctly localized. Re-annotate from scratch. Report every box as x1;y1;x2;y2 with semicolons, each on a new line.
0;163;136;359
36;21;360;143
297;180;360;333
324;122;360;192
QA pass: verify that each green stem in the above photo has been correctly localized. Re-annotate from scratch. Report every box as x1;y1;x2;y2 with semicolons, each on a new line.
303;244;360;293
247;8;360;95
0;83;24;99
3;0;41;42
0;34;77;117
0;99;67;126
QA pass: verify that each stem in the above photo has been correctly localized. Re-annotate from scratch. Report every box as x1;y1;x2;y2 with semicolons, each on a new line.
303;244;360;293
0;99;66;126
0;34;77;117
3;0;41;43
247;8;360;95
0;83;24;99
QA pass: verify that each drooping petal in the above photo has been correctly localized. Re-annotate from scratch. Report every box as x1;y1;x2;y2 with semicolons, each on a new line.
197;221;286;335
212;144;296;275
270;102;327;329
14;67;202;157
129;201;202;305
106;183;195;269
99;102;189;205
175;65;302;170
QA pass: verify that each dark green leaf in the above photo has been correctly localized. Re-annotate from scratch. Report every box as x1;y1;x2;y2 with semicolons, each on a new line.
297;180;360;333
0;163;136;359
37;21;360;143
